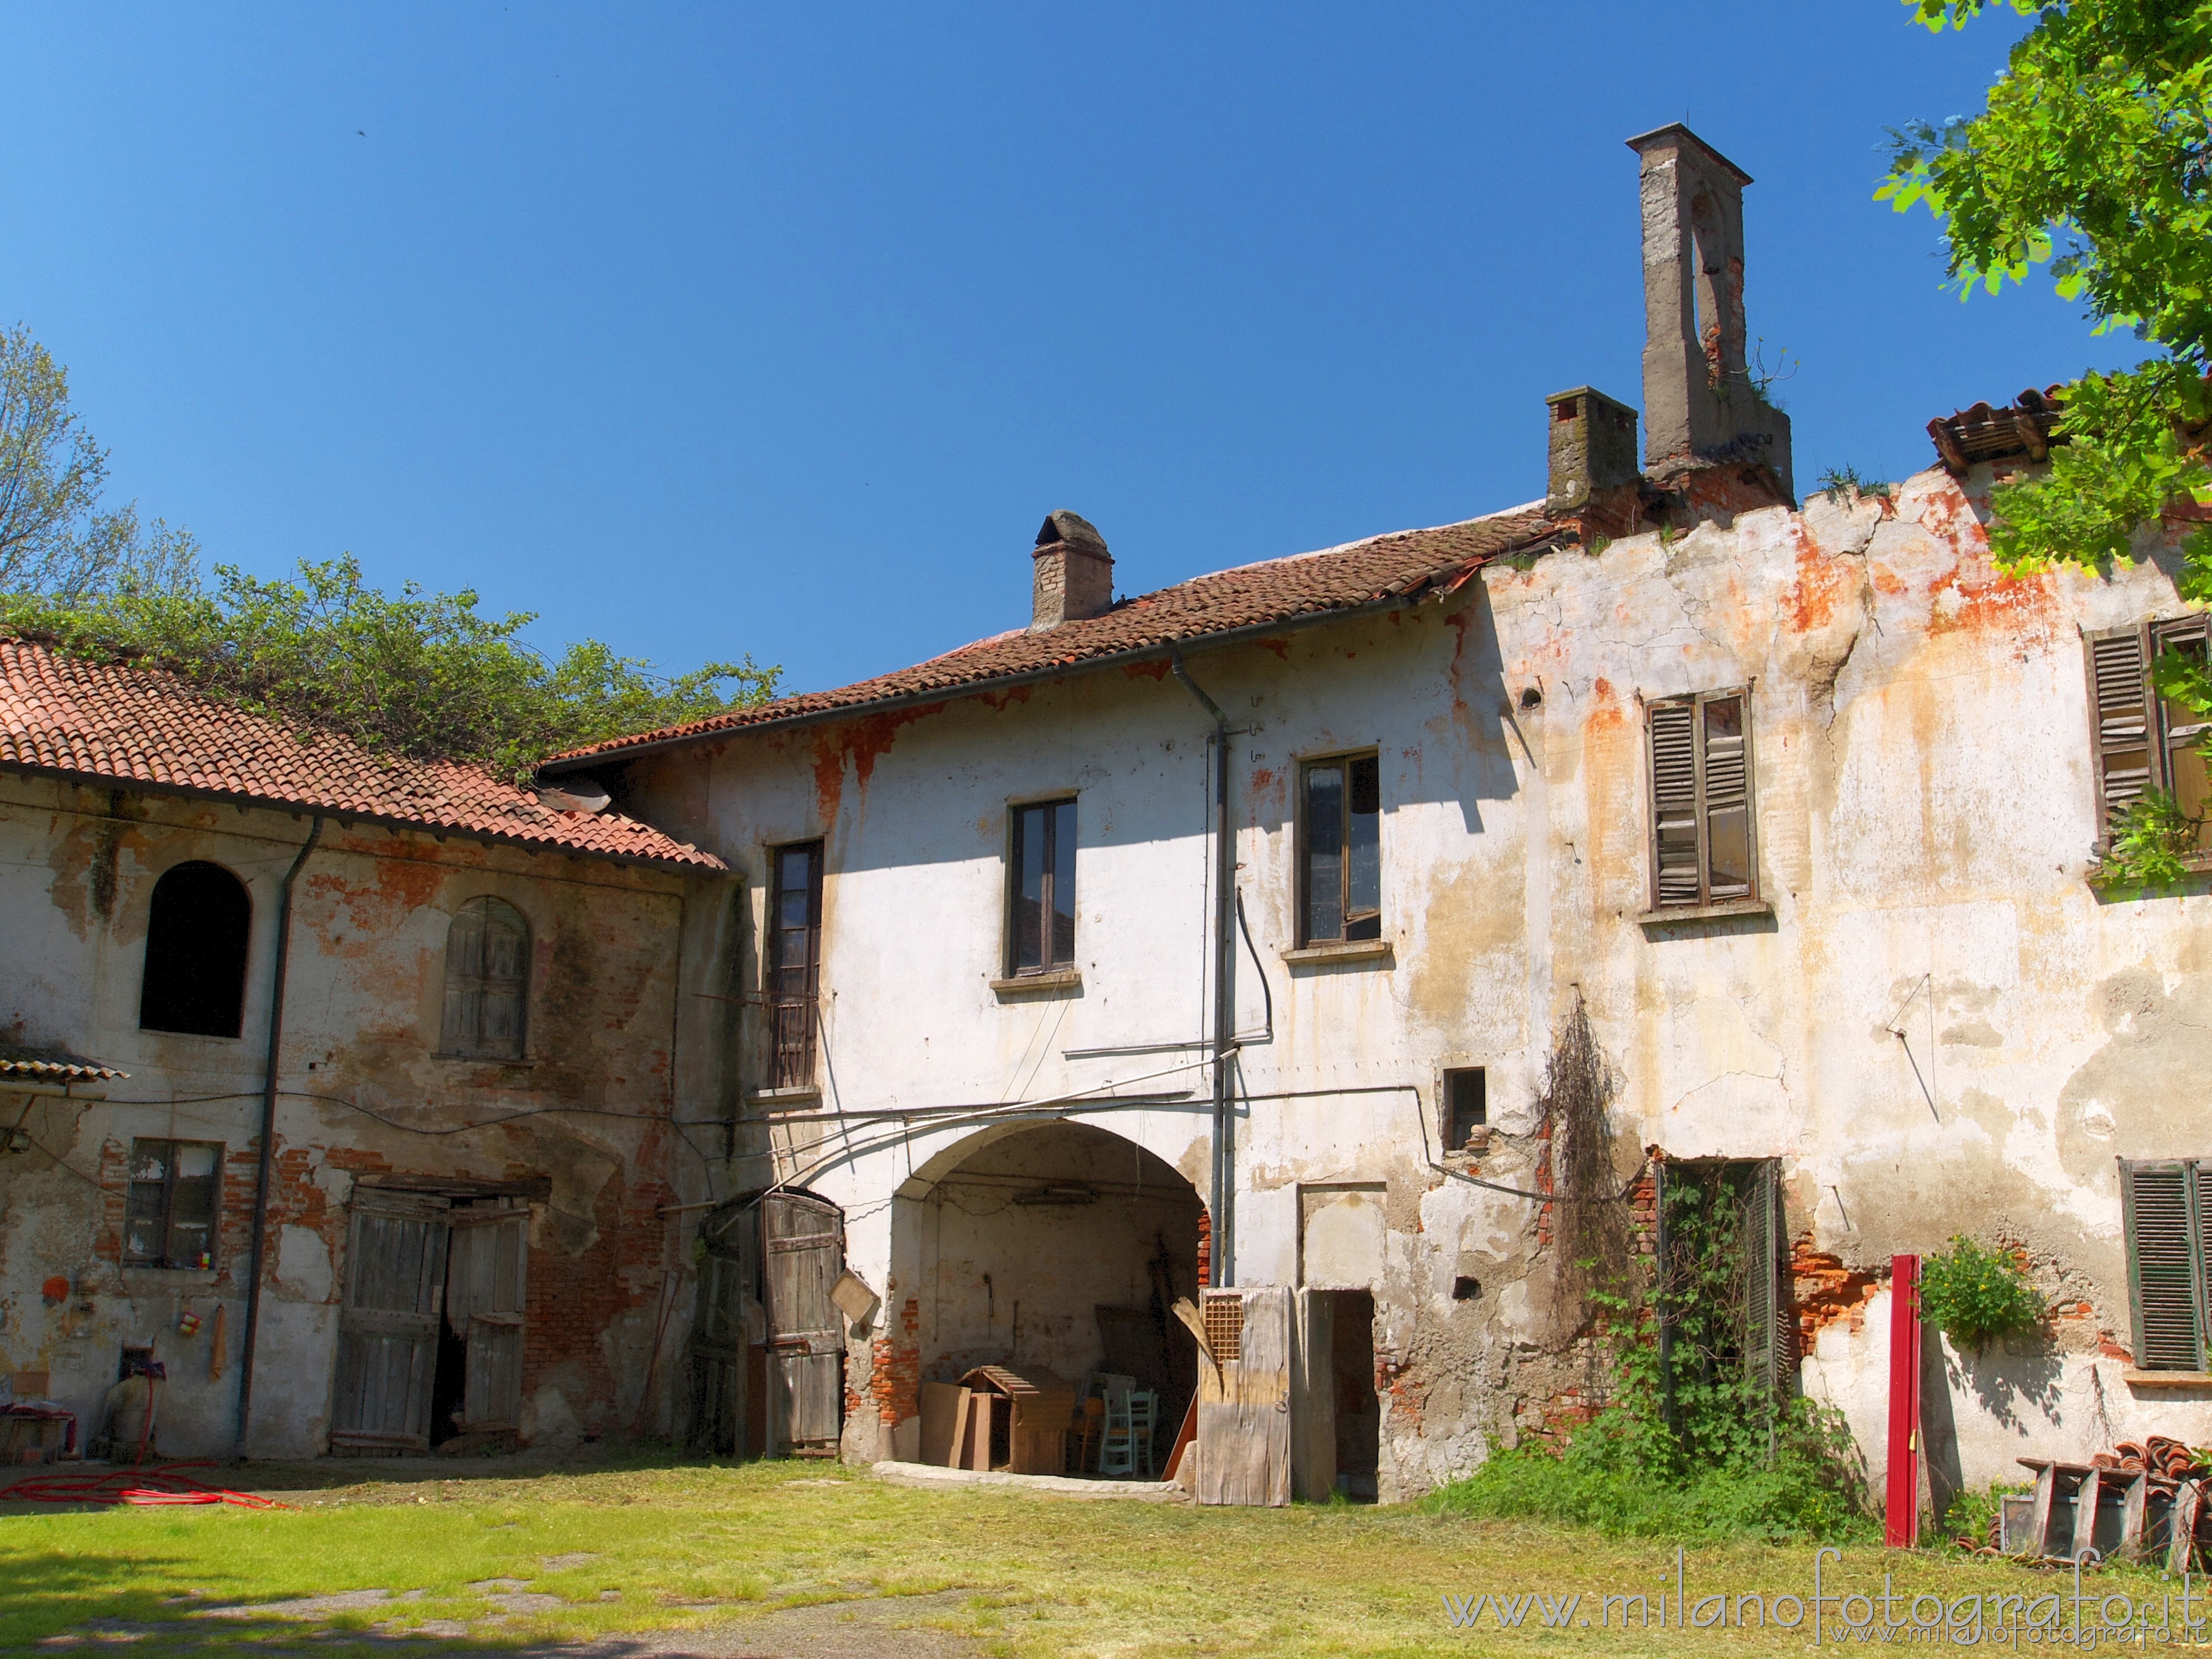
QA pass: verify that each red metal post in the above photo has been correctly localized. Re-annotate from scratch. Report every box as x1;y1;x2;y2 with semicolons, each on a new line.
1884;1253;1921;1548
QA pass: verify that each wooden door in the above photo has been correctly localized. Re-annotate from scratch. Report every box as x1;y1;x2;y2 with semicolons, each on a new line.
1292;1288;1337;1502
329;1191;450;1452
685;1203;754;1455
760;1192;843;1455
448;1205;529;1433
1197;1286;1292;1506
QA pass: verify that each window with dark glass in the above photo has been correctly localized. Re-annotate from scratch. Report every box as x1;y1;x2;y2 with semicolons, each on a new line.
124;1139;222;1269
1300;753;1381;945
769;842;824;1089
2086;617;2211;857
139;861;252;1037
1647;690;1756;910
1008;800;1077;975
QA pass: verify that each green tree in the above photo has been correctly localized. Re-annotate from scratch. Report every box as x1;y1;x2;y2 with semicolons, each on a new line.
0;325;199;599
1883;1;2212;879
2;556;779;784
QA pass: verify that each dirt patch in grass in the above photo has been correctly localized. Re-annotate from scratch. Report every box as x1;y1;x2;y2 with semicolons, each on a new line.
0;1458;2173;1656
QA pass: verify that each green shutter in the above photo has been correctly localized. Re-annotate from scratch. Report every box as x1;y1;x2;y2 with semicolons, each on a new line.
2122;1160;2204;1370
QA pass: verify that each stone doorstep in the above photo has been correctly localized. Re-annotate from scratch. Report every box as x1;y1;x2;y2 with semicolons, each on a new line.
870;1459;1188;1501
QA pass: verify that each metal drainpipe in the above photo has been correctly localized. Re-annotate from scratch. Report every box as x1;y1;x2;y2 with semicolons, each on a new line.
1168;651;1236;1287
233;815;324;1459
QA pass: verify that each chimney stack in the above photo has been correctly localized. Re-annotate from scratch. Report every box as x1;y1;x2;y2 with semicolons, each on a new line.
1544;387;1641;516
1030;510;1113;630
1626;124;1793;502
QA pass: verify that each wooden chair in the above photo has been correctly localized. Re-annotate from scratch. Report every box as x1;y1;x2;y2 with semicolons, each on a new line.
1096;1374;1137;1477
1128;1389;1159;1479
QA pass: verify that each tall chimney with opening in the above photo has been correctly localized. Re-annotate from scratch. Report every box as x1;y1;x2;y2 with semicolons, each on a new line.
1030;510;1113;631
1627;124;1793;503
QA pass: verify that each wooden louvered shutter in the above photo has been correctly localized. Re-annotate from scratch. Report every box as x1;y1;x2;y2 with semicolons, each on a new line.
2121;1160;2204;1370
1650;700;1701;908
478;903;529;1059
2154;615;2212;852
2088;626;2154;843
1701;693;1754;901
441;903;486;1053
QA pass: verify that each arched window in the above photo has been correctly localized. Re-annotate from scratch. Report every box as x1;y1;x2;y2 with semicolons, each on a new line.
139;862;252;1037
440;897;529;1059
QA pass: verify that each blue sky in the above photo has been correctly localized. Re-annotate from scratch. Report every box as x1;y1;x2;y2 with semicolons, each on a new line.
1;4;2141;700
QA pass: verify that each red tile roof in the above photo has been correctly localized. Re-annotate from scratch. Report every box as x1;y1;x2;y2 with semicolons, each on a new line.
547;505;1554;768
1927;386;2064;474
0;637;723;871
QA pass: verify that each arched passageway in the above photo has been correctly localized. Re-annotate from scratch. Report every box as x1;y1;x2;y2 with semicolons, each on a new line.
896;1121;1203;1473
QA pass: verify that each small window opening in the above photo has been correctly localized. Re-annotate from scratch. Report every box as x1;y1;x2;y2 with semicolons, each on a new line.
1553;399;1578;423
139;862;251;1037
123;1139;223;1269
769;841;825;1089
1452;1276;1482;1301
1443;1068;1487;1152
1301;752;1381;944
1008;799;1077;974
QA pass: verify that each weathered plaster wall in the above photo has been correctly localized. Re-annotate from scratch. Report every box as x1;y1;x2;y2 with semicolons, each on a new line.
0;781;707;1457
618;466;2212;1501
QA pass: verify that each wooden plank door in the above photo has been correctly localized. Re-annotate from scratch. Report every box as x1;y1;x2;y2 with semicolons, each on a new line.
329;1191;450;1452
448;1206;530;1433
685;1203;754;1455
760;1192;844;1455
1197;1286;1292;1506
1292;1288;1337;1502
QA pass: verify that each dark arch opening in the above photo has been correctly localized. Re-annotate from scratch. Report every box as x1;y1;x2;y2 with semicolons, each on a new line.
138;860;252;1038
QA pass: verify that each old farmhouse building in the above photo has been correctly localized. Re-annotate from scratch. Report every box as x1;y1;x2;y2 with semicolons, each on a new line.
7;127;2210;1507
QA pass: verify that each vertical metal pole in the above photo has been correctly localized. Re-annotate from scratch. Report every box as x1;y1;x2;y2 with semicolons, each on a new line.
1885;1253;1922;1548
1170;653;1235;1287
234;816;324;1460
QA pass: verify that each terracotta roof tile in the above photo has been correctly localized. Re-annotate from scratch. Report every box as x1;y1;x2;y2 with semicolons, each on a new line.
0;638;723;871
0;1040;128;1082
549;505;1553;766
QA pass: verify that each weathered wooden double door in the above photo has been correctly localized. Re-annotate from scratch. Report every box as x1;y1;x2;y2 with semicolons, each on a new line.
686;1191;844;1457
328;1189;529;1452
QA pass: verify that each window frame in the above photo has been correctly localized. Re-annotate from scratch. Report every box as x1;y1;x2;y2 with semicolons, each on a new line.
1645;686;1759;912
2085;617;2212;859
437;895;531;1061
1297;749;1383;947
123;1138;224;1270
766;839;825;1090
1005;796;1079;978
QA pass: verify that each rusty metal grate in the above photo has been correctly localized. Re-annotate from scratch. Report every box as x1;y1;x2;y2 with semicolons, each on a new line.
1202;1291;1243;1362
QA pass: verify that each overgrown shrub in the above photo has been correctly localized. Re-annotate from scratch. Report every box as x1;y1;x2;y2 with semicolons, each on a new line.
1425;1399;1871;1543
1917;1236;2044;1352
1425;1162;1872;1542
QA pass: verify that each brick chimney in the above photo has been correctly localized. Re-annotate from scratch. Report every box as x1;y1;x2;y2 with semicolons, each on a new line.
1627;124;1793;503
1544;387;1640;515
1030;510;1112;630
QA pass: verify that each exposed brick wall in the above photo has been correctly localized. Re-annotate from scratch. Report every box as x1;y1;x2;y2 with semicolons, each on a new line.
1194;1208;1211;1287
869;1296;920;1428
1789;1233;1884;1352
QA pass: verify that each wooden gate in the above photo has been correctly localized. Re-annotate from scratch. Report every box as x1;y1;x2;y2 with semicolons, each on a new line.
1196;1285;1291;1506
447;1205;529;1433
760;1192;844;1455
329;1191;450;1452
685;1202;757;1454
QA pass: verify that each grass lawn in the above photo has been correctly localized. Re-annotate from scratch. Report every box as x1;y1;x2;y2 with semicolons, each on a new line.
0;1457;2192;1656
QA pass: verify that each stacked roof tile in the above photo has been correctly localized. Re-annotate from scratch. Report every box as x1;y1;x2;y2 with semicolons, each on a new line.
0;637;723;870
0;1040;128;1082
548;505;1554;766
